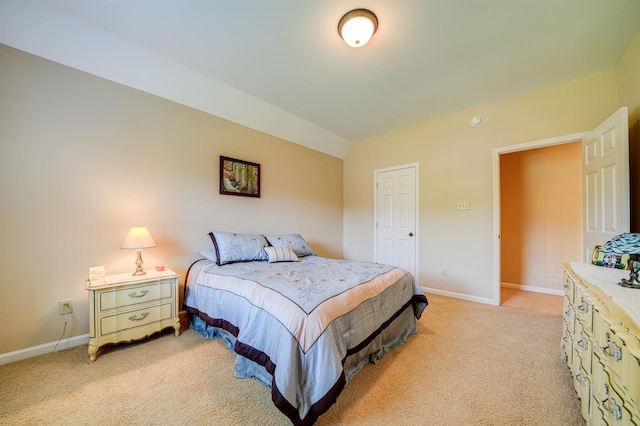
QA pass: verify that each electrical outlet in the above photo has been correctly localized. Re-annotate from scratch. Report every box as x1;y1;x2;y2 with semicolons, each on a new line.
58;300;73;315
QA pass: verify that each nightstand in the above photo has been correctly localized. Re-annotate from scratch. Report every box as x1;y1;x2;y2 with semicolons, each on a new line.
86;269;180;362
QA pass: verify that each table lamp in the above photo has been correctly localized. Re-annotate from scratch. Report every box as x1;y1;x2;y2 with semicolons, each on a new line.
121;227;157;276
598;233;640;289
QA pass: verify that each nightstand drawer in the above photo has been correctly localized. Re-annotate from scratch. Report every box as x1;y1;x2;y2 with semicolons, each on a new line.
100;302;174;336
99;280;173;311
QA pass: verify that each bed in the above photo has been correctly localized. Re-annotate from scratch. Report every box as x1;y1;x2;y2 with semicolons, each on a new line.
184;232;428;425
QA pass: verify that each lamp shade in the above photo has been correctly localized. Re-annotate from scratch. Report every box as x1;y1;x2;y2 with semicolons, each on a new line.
338;9;378;48
120;227;157;250
599;233;640;255
597;233;640;289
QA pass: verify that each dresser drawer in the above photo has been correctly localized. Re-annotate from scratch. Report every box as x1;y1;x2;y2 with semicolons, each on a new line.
564;272;575;304
100;302;174;336
573;329;592;374
615;332;640;413
592;359;635;425
561;320;574;365
99;280;173;311
564;297;575;335
572;364;591;420
574;285;593;333
594;309;629;389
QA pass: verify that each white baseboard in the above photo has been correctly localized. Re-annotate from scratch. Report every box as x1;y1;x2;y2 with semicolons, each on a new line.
421;286;496;306
501;282;564;297
0;333;89;366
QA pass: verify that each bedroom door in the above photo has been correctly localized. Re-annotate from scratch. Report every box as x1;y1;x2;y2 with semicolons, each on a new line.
374;164;419;277
582;106;630;261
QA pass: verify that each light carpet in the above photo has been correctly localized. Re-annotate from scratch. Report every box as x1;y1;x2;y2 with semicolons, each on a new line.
0;294;584;425
501;287;565;316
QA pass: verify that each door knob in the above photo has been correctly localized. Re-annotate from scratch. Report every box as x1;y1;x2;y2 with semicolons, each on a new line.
409;232;414;237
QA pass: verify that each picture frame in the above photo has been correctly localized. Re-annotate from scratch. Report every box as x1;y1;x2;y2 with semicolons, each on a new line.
220;156;261;198
591;244;630;269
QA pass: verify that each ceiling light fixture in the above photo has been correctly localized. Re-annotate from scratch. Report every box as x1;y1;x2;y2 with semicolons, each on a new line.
338;9;378;48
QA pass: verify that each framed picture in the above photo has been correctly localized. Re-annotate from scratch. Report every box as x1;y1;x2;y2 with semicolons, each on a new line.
220;156;261;198
591;244;630;269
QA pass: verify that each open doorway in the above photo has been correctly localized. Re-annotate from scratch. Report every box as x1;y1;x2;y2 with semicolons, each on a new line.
491;133;587;306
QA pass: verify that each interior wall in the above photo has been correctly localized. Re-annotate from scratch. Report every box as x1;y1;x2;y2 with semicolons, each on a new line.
500;143;582;293
615;28;640;231
344;70;618;302
0;45;344;355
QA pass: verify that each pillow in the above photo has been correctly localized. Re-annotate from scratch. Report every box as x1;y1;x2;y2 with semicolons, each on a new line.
264;246;299;263
265;234;315;257
199;248;218;263
209;232;268;265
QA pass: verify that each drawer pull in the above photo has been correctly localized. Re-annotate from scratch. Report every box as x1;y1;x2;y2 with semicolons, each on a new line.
128;312;150;322
576;337;589;351
610;342;623;362
601;385;623;420
128;290;150;298
577;298;589;313
602;333;623;362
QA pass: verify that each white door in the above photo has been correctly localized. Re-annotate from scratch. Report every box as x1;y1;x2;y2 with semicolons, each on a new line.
583;106;630;261
374;164;418;277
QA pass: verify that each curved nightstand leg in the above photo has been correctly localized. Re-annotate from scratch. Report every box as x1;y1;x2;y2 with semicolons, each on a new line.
174;318;181;336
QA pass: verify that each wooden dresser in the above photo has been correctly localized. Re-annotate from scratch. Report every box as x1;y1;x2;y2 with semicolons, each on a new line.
562;262;640;424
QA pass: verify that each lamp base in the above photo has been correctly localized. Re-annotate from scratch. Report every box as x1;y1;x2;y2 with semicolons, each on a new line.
619;259;640;289
132;249;147;276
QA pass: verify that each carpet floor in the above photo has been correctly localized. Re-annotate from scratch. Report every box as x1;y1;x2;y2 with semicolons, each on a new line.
0;293;584;425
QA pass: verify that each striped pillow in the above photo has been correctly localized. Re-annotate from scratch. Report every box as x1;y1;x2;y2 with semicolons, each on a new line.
264;246;299;263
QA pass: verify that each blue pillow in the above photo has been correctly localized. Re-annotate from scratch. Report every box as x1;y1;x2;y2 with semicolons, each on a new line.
209;232;268;265
199;248;218;263
265;234;316;257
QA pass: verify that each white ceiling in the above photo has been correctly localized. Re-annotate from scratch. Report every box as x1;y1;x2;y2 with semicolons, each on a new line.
2;0;640;158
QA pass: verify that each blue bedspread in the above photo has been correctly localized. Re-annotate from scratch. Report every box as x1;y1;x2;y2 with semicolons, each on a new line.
184;256;427;425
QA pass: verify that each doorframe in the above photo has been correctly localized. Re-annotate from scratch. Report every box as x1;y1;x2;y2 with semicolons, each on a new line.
373;162;420;278
491;132;587;306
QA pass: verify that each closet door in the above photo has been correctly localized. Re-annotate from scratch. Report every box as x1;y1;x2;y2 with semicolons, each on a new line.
374;164;418;277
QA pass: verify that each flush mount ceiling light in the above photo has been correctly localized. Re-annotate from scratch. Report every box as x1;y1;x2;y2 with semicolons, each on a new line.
470;116;483;127
338;9;378;48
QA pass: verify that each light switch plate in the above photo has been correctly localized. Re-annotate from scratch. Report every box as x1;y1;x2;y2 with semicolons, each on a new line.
456;201;470;211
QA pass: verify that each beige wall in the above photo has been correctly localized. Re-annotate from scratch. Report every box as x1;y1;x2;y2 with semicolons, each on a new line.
0;45;343;355
500;143;582;292
344;70;618;302
3;28;639;357
616;28;640;230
